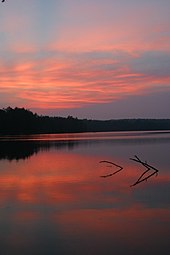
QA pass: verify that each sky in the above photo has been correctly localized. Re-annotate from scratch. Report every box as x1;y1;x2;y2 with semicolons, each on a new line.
0;0;170;119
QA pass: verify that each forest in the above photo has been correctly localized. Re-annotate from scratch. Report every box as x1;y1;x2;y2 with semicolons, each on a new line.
0;107;170;134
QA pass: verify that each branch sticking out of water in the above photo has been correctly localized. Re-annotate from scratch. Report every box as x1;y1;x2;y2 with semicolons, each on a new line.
130;155;159;187
99;160;123;178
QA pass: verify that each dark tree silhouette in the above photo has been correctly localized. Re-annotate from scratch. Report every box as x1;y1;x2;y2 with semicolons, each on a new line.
0;107;170;135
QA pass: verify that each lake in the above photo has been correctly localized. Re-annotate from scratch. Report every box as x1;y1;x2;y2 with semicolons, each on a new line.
0;131;170;255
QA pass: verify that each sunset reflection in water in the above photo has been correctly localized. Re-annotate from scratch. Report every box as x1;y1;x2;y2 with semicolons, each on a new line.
0;132;170;255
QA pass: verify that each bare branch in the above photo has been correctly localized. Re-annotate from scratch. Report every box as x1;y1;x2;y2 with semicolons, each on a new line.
99;160;123;178
130;155;159;187
130;171;158;187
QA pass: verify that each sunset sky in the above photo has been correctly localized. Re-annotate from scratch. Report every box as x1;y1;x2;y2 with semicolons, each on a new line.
0;0;170;119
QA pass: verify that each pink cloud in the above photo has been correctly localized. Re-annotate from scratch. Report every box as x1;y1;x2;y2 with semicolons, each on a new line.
0;48;170;110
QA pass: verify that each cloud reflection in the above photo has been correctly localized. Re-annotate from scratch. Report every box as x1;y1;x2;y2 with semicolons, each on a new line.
0;134;170;254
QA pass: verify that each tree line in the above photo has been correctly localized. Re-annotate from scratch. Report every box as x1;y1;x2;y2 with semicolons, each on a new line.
0;107;170;134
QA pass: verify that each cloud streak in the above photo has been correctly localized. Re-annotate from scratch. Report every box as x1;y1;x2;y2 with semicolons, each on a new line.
0;49;170;109
0;0;170;117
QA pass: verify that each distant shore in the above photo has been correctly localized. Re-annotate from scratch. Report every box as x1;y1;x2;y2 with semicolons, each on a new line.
1;107;170;135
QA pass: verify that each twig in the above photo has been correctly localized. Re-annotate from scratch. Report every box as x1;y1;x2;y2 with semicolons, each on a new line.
130;171;158;187
99;160;123;178
130;155;159;187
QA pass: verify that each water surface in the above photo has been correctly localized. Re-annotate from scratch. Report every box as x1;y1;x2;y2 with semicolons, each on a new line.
0;131;170;254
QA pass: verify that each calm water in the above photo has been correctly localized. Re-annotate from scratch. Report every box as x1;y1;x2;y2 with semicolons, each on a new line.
0;131;170;255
